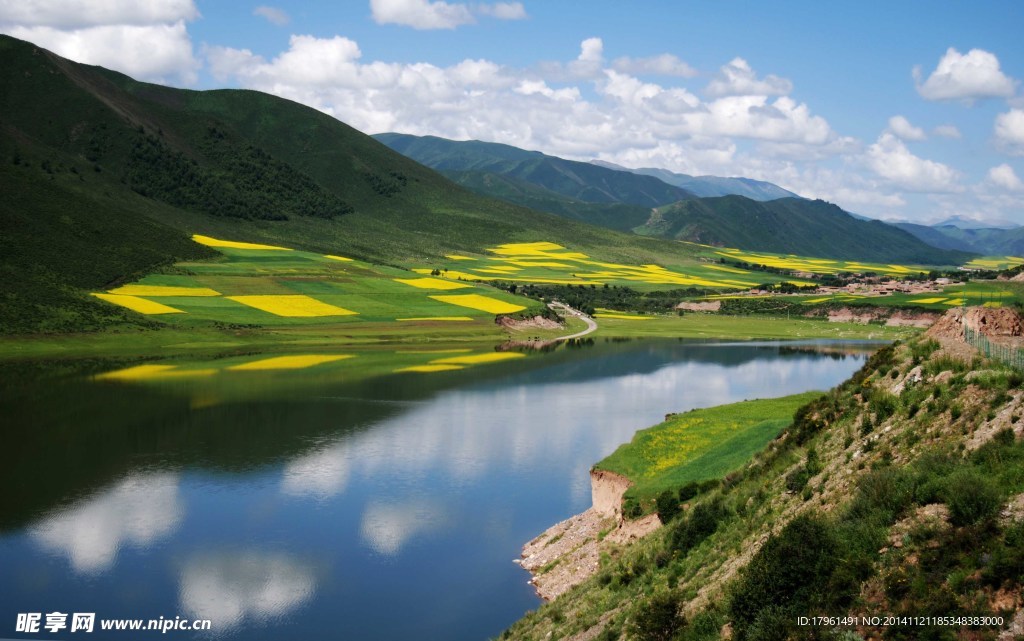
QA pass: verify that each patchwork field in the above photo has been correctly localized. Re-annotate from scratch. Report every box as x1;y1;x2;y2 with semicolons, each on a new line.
701;245;933;277
88;235;537;329
410;241;799;291
964;256;1024;271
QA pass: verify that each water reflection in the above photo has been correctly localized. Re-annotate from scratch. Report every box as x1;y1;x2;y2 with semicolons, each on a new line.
281;441;352;499
30;472;183;573
1;340;879;641
359;500;450;556
179;551;316;629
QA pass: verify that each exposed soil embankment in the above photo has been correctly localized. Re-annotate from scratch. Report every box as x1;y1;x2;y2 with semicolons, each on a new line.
818;306;940;327
519;469;661;600
926;306;1023;344
497;315;563;331
675;301;721;312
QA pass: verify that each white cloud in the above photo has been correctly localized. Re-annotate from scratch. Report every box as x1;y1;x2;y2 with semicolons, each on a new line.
705;57;792;98
0;0;197;29
933;124;962;139
180;551;315;629
253;6;289;26
370;0;473;29
987;163;1023;190
995;109;1024;155
203;33;1003;222
369;0;525;29
474;2;526;20
914;47;1017;101
611;53;697;78
206;35;841;167
30;473;184;574
864;133;960;192
887;115;926;141
0;0;199;84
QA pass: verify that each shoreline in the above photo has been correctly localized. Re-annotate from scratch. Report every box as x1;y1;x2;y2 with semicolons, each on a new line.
518;469;662;601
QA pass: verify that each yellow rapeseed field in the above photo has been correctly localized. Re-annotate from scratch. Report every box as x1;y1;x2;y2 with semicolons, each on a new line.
227;354;354;370
429;294;526;314
324;254;353;262
394;277;472;290
91;293;185;315
227;295;358;317
191;234;291;251
107;285;221;297
910;297;947;304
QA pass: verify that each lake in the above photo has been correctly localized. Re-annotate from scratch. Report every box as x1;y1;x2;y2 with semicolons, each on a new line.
0;339;876;640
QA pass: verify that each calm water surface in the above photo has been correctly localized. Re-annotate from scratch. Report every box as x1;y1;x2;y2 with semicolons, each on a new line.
1;339;875;640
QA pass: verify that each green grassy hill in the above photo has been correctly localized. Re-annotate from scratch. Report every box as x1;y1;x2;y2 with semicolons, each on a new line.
640;196;974;264
0;35;700;334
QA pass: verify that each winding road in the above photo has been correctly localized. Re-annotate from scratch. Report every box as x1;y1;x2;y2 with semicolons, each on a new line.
548;302;598;340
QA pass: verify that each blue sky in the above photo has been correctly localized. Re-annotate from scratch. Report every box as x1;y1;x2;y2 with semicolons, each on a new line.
2;0;1023;225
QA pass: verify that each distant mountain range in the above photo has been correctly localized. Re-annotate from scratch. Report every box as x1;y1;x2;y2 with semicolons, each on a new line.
894;223;1024;257
590;160;801;201
376;133;972;265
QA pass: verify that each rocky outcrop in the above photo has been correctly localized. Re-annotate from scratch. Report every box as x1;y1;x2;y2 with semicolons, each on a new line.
519;509;611;601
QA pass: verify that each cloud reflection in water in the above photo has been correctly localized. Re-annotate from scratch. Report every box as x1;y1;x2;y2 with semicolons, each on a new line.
30;472;184;573
179;550;316;630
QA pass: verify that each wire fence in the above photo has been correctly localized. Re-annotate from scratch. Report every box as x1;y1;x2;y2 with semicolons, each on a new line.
964;327;1024;371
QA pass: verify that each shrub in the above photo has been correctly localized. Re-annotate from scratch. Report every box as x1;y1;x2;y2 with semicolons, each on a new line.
729;516;840;640
847;467;916;523
628;591;685;641
670;499;729;555
942;469;1003;527
656;490;682;523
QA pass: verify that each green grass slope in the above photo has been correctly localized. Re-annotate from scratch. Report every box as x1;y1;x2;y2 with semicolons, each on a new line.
640;196;974;264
